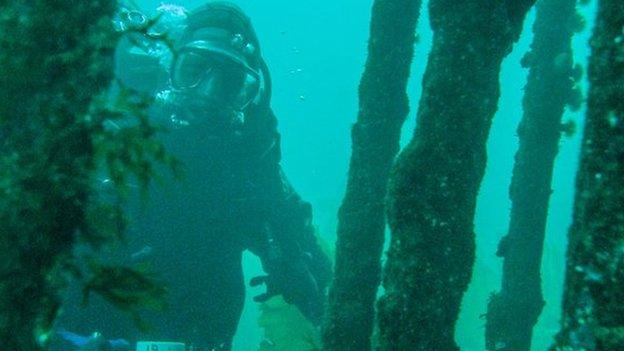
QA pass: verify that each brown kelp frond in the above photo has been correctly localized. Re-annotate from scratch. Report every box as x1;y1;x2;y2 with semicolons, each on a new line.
82;262;167;332
82;263;168;311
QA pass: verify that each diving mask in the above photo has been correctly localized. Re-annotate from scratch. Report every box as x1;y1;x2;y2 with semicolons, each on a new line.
171;46;261;112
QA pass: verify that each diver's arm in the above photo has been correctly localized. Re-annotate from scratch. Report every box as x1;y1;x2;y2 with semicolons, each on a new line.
245;107;331;324
267;171;332;290
245;107;330;280
249;167;331;325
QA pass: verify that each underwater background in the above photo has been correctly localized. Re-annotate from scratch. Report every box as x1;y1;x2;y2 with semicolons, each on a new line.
55;0;599;350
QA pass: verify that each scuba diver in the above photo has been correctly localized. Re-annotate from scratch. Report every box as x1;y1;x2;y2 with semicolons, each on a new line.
107;2;332;350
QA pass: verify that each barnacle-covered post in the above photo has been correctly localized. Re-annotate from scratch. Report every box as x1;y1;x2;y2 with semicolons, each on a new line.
376;1;535;350
551;1;624;349
485;0;582;350
0;1;117;349
321;1;422;350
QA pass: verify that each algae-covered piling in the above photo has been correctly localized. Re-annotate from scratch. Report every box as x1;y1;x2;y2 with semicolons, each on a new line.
552;0;624;349
0;1;117;349
322;1;421;350
0;2;169;349
485;0;582;350
377;1;535;350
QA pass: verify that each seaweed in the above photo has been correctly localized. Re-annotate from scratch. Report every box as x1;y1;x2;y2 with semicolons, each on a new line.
0;2;174;349
81;263;168;332
257;296;321;351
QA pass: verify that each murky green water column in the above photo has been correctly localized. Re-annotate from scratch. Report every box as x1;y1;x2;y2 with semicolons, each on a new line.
376;1;535;350
0;1;116;350
552;1;624;350
485;0;582;350
322;1;421;350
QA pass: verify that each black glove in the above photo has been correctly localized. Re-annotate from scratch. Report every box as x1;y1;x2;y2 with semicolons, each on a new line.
250;256;325;325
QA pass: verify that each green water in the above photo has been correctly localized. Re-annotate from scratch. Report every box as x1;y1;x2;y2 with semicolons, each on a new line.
59;1;600;350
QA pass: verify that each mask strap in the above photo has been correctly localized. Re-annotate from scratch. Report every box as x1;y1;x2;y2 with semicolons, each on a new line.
254;57;272;110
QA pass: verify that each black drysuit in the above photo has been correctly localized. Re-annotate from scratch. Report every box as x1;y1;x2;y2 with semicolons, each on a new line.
57;101;330;351
132;100;330;350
